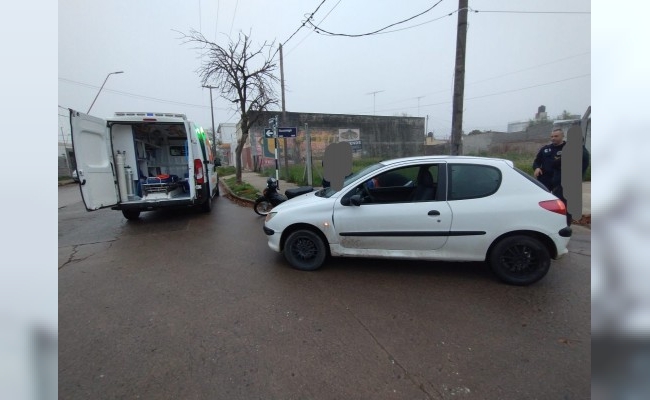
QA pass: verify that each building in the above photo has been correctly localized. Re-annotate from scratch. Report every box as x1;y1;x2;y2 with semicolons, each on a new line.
236;111;425;170
216;123;237;165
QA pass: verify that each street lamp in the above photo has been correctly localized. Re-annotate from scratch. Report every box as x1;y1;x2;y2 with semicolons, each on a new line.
87;71;124;114
202;85;217;157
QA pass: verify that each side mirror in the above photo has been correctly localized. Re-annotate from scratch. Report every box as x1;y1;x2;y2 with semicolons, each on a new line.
350;194;363;206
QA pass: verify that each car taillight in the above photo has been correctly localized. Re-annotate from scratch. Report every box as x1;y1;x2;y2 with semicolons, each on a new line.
194;159;204;184
539;199;566;215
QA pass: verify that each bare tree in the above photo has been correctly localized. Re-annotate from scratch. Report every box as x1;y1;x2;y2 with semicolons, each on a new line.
178;29;279;182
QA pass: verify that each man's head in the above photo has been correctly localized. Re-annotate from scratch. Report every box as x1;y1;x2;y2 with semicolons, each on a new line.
550;128;565;146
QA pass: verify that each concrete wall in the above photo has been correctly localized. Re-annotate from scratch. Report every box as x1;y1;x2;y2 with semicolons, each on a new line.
247;111;425;163
462;121;554;155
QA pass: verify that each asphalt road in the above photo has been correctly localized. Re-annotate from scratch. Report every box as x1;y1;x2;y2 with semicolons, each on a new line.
58;184;591;399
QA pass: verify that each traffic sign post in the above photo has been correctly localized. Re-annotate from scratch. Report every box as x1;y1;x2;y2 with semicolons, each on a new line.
269;116;280;184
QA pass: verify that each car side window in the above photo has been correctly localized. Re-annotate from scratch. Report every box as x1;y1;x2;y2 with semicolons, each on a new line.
448;164;501;200
344;164;439;205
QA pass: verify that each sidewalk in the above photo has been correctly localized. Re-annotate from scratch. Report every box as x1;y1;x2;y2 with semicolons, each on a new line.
239;171;304;193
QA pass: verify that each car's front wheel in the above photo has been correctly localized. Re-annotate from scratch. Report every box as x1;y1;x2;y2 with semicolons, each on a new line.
489;235;550;285
283;229;327;271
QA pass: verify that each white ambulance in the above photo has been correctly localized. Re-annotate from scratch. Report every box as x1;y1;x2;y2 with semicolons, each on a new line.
70;110;220;220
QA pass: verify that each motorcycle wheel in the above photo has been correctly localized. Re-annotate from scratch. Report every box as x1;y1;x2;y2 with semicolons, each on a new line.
254;198;274;216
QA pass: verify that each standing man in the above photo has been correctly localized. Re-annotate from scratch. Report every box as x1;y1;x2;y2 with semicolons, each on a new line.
533;128;566;191
533;128;572;225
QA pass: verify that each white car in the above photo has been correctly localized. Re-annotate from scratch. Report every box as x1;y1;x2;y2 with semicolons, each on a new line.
263;156;572;285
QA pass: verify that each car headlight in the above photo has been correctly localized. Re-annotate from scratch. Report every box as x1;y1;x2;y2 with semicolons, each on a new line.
265;212;278;223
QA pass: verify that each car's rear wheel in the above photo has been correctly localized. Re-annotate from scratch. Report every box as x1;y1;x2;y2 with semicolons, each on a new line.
122;209;141;220
284;229;327;271
489;235;550;285
201;191;212;213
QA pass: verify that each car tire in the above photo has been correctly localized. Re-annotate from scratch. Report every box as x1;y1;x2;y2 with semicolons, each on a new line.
122;209;141;220
201;191;212;213
284;229;327;271
489;235;551;286
254;198;273;216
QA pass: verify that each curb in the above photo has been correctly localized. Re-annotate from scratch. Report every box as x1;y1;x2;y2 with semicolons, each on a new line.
219;178;257;207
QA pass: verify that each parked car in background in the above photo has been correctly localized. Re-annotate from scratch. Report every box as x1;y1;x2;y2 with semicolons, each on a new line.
263;156;572;285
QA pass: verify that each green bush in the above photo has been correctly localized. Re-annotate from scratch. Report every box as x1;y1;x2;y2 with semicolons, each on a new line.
224;176;259;200
467;151;590;182
217;166;236;176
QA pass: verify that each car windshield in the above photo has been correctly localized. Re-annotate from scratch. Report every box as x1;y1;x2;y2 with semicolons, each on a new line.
316;162;385;198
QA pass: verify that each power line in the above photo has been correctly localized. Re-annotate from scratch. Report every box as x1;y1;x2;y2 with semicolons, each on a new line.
229;0;239;38
286;0;341;57
307;0;445;37
466;51;591;86
376;9;459;35
214;0;220;42
282;0;328;47
59;77;231;110
306;5;589;38
345;51;590;112
471;9;590;15
360;73;590;115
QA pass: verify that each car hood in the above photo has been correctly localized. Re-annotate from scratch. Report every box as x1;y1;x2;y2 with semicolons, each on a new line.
273;190;325;212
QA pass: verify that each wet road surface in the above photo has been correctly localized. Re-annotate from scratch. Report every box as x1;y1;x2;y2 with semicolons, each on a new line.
58;184;591;399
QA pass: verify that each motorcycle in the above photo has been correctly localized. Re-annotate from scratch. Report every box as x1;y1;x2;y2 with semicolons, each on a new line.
254;177;314;216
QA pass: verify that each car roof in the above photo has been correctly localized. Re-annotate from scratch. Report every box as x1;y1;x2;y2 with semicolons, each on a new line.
380;155;512;166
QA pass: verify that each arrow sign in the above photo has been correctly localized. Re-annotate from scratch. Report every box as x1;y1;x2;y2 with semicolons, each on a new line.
264;128;275;138
278;127;297;138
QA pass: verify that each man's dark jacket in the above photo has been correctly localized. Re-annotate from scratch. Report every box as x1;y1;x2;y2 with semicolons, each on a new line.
532;141;565;190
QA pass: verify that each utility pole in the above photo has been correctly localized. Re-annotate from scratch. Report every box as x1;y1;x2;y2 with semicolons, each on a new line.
450;0;468;155
203;85;217;155
279;44;289;181
60;126;70;171
366;90;384;115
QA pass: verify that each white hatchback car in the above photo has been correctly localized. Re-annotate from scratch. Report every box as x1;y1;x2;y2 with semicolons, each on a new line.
263;156;573;285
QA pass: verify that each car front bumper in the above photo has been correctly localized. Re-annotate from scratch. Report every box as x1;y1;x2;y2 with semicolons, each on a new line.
263;224;281;252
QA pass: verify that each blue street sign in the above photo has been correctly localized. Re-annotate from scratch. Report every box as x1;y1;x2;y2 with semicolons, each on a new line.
277;127;297;138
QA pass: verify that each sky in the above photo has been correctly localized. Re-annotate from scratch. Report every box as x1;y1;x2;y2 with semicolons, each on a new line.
58;0;591;140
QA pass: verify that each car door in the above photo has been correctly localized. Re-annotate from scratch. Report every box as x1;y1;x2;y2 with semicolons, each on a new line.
444;163;503;252
332;163;452;253
70;110;119;211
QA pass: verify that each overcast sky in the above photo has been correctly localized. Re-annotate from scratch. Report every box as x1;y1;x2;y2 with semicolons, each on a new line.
58;0;590;139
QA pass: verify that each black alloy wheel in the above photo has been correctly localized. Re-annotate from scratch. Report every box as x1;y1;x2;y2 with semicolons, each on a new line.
489;235;551;285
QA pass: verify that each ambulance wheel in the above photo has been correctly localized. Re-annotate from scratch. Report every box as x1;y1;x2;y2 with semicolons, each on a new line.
201;194;212;213
122;209;141;220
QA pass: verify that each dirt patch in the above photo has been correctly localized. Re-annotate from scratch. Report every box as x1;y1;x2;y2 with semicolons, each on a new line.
573;214;591;228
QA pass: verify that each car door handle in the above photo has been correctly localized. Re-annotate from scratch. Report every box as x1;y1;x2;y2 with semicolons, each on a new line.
427;210;440;216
